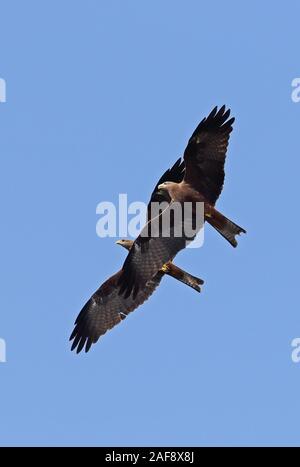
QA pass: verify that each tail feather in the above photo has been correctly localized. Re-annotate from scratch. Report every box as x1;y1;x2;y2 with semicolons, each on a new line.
179;272;204;293
166;263;204;293
206;207;246;247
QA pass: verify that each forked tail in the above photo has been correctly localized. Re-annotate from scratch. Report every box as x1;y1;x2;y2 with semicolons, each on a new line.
165;263;204;293
205;206;246;247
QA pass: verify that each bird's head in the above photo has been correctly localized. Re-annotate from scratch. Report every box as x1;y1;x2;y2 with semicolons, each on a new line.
157;181;178;202
115;239;134;251
157;181;174;193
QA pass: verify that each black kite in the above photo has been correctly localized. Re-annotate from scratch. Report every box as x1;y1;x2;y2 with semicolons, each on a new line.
70;106;246;353
118;106;246;299
70;159;204;353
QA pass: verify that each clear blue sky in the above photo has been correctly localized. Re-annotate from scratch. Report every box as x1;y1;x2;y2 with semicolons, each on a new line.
1;0;300;447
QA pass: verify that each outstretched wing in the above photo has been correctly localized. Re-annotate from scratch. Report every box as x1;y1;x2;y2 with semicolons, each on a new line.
183;105;235;205
70;270;164;353
147;158;185;222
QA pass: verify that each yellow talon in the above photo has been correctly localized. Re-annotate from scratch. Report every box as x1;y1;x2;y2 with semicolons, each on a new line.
161;264;169;273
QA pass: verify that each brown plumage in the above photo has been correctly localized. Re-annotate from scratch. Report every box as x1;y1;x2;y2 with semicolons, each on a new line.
70;239;203;353
70;158;203;354
118;106;246;299
71;106;246;352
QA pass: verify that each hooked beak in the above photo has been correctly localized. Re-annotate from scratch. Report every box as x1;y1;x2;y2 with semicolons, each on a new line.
157;184;165;191
115;240;122;245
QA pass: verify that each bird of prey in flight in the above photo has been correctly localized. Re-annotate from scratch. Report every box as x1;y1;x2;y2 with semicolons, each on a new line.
70;105;245;353
70;159;204;353
117;106;245;299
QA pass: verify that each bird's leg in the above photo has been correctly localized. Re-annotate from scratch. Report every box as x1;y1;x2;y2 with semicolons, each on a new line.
161;263;170;273
161;262;204;293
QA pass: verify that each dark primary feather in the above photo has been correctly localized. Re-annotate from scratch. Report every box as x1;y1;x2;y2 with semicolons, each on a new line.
183;105;234;205
147;157;185;222
70;270;164;353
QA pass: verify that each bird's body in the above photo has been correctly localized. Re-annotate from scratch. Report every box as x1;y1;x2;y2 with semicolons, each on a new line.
162;181;204;203
70;105;246;353
159;180;245;248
